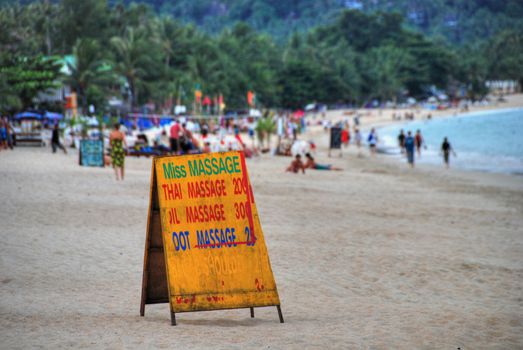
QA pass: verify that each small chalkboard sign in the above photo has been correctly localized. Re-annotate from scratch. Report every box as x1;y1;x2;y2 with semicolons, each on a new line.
330;127;342;149
79;139;104;167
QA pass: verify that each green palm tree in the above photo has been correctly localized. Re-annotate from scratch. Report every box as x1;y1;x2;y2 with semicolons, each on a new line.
152;17;178;69
64;38;109;113
0;74;22;113
110;27;152;108
255;116;276;149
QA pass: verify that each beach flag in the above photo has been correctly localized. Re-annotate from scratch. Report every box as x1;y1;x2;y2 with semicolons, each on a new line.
219;94;225;112
194;83;202;104
247;91;255;107
195;90;202;104
65;92;78;118
213;96;218;115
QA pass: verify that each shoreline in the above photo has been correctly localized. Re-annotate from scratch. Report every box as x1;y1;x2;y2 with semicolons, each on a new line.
375;108;523;176
306;95;523;177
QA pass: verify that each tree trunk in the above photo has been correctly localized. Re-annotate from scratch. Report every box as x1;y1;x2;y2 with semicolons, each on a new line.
129;77;136;108
44;0;52;55
45;24;52;55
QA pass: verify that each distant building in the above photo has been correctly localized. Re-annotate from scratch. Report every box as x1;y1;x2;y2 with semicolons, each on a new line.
34;55;130;117
486;80;521;94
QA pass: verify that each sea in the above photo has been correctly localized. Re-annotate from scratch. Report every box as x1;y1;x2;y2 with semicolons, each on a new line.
377;108;523;174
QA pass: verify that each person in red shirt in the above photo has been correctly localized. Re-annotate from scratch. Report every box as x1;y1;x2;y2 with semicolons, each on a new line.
341;124;350;147
169;120;180;154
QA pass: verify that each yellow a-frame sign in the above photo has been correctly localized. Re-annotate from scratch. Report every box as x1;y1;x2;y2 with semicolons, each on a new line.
140;151;283;325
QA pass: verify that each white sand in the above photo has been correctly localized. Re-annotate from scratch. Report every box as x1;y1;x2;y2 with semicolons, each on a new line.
1;101;523;348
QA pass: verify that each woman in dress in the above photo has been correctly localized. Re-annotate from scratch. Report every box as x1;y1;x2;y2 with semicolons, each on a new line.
109;123;127;180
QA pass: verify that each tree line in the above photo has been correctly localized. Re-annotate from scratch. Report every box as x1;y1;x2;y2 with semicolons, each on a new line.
0;0;522;115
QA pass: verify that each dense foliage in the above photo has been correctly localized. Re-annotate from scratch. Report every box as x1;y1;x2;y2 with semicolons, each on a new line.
0;54;62;111
0;0;522;113
3;0;521;44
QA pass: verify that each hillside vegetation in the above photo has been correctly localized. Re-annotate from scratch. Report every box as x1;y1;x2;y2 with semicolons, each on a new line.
0;0;522;113
2;0;521;44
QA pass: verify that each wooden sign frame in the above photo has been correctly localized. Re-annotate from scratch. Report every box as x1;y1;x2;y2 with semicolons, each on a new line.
140;153;284;325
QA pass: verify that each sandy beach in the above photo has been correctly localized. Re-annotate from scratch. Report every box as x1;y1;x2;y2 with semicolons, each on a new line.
317;94;523;129
1;102;523;349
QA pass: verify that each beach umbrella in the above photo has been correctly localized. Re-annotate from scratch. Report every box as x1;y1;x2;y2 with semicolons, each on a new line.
305;103;316;111
44;112;63;121
249;109;262;118
14;111;42;120
291;140;310;156
247;91;255;107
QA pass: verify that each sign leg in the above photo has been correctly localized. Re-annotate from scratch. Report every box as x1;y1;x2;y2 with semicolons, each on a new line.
171;311;177;326
276;305;284;323
250;307;254;318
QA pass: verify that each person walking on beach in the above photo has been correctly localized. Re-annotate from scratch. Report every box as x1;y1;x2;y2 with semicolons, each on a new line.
441;137;456;169
415;129;424;157
367;128;378;155
354;128;362;156
341;125;350;147
110;123;127;180
51;124;67;154
398;129;405;154
404;131;415;168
